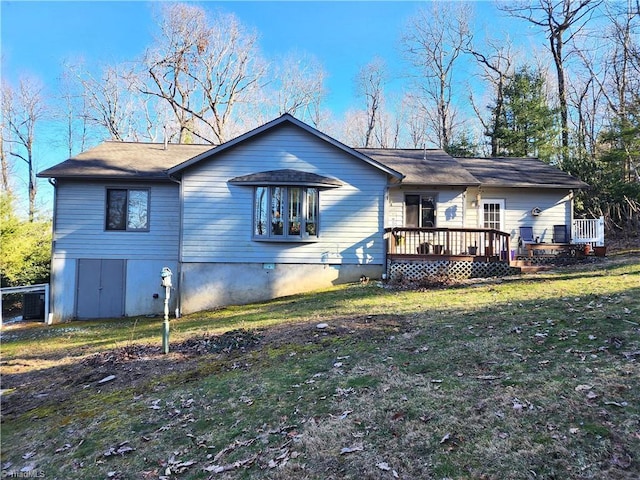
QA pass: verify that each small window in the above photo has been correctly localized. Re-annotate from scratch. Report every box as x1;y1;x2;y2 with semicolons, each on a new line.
405;194;436;227
106;188;149;231
254;186;319;240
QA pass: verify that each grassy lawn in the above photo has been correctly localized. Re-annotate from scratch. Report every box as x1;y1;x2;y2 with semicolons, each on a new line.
1;255;639;479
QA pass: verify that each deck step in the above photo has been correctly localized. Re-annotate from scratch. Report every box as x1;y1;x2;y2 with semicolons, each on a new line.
518;265;555;273
510;260;555;273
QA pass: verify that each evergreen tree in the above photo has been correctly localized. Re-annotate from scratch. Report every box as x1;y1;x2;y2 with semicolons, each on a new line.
488;66;558;163
446;131;479;157
0;193;51;287
590;101;640;232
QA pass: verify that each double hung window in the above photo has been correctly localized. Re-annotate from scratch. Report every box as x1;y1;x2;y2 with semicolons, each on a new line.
405;194;436;228
106;188;149;231
254;186;318;240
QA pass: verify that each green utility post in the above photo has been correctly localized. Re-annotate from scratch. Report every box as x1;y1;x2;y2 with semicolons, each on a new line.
161;267;173;354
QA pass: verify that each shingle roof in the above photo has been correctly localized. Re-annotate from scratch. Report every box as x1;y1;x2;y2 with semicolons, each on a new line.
456;156;589;189
38;121;588;191
356;149;480;186
38;141;213;180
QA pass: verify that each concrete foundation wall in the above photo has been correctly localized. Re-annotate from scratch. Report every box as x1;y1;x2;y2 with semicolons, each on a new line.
180;262;382;314
126;260;179;317
50;257;77;323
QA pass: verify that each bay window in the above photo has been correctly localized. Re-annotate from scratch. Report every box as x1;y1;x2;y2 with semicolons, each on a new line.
254;186;319;240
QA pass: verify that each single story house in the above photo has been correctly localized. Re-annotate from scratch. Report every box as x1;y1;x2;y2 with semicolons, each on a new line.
38;114;590;322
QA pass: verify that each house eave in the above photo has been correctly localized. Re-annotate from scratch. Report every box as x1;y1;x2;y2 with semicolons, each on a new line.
36;173;174;183
478;182;590;190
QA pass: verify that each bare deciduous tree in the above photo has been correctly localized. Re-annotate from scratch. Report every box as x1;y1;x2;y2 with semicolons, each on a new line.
143;3;265;144
71;62;141;141
57;68;92;157
0;106;12;194
468;38;516;156
500;0;603;167
356;57;386;148
1;77;46;221
402;2;473;149
271;52;326;126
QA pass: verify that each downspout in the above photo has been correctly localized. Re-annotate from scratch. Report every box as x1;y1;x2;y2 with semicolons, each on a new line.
382;185;389;280
47;178;57;324
167;172;183;318
569;189;575;243
462;190;467;228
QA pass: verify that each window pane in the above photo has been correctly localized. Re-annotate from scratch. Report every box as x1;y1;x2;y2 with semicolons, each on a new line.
421;196;435;227
127;190;149;230
405;194;420;227
254;187;268;236
483;203;501;230
306;188;318;236
271;187;284;235
106;189;127;230
288;188;301;235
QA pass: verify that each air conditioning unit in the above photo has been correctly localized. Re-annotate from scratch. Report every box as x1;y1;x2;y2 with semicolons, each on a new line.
23;293;45;320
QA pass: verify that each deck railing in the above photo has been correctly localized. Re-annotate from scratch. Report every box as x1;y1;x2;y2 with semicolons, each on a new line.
572;216;605;247
385;227;511;262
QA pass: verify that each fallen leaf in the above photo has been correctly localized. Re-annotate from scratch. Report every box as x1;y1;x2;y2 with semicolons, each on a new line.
98;375;116;384
376;462;391;471
203;465;225;473
55;443;72;453
104;442;135;457
340;444;364;455
575;384;593;392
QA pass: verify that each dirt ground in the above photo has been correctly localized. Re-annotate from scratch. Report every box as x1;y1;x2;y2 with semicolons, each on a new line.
0;314;406;421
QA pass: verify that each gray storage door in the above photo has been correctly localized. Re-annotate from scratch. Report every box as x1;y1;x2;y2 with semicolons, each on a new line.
76;259;125;319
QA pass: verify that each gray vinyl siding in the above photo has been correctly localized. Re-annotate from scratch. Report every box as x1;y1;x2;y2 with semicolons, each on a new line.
464;187;572;240
386;187;466;228
387;186;572;243
52;180;180;260
180;124;387;265
481;187;572;242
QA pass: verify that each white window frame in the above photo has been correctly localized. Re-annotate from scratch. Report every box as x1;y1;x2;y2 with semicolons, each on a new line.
253;186;319;242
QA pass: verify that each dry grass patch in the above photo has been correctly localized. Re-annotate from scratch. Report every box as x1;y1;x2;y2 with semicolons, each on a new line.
1;255;638;479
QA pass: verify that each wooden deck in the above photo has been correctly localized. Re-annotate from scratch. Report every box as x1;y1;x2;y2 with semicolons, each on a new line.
385;227;512;263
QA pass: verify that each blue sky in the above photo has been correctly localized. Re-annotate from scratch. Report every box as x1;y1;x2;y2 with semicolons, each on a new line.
1;1;542;213
2;1;437;115
2;1;538;116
